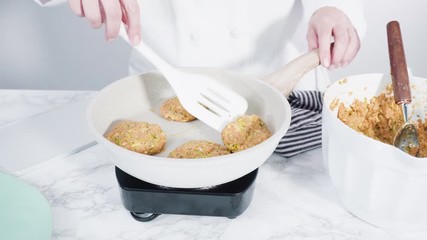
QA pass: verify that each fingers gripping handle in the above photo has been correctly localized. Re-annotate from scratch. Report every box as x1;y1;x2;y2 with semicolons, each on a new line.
387;21;412;104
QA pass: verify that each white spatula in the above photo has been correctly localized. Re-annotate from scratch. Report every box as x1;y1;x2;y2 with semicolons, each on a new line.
119;29;248;131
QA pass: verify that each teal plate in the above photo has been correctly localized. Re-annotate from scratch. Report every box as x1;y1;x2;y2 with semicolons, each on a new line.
0;172;52;240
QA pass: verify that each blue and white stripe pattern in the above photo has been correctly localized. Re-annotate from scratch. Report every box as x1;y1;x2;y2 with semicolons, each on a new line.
275;91;323;158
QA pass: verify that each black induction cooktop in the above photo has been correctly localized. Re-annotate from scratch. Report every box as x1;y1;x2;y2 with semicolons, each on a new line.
115;167;258;222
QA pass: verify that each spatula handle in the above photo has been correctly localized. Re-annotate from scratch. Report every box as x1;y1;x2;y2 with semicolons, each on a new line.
387;21;411;104
118;26;177;77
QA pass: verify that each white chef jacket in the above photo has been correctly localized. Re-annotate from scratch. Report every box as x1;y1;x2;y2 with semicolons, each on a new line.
35;0;366;92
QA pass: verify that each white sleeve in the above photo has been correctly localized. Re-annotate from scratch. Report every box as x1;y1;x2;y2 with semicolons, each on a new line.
301;0;367;39
33;0;67;7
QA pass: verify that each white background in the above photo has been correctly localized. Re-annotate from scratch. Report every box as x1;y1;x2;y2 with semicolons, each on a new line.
1;0;426;90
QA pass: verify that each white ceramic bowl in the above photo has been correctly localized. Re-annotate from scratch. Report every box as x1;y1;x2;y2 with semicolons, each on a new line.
323;73;427;231
87;68;291;188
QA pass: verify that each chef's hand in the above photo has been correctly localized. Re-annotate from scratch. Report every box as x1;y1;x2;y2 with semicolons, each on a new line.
68;0;141;45
307;6;360;69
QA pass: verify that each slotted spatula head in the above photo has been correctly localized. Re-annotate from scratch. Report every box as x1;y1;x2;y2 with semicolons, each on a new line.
119;27;248;131
170;70;248;131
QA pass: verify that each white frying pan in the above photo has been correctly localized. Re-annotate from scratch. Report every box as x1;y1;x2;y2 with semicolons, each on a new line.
87;51;320;188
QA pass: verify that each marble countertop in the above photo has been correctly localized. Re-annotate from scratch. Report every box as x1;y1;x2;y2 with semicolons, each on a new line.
0;89;426;240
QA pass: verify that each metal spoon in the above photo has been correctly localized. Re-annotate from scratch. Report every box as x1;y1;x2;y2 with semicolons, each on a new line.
386;21;420;156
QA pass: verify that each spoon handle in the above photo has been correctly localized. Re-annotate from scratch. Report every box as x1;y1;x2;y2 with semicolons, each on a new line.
387;21;411;104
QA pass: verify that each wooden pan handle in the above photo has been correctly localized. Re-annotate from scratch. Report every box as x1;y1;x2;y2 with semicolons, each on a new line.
263;49;321;97
387;21;411;104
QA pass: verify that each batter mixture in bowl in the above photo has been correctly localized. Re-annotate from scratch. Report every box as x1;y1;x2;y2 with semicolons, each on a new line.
335;85;427;157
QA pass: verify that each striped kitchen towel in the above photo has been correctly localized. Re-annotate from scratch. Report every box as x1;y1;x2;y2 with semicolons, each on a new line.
275;90;323;158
